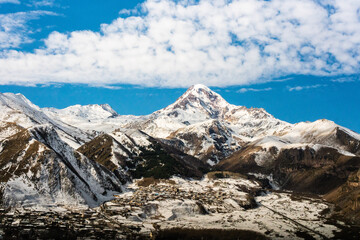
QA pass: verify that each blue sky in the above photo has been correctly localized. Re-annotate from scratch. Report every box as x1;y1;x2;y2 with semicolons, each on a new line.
0;0;360;132
0;0;145;51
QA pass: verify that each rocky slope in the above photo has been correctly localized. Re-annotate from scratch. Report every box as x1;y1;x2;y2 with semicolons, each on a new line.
215;119;360;223
100;175;344;239
77;131;209;180
325;168;360;224
216;120;360;193
0;124;123;207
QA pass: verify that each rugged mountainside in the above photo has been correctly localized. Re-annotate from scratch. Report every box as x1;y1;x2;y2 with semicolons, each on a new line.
215;119;360;193
77;131;208;180
0;124;122;207
213;118;360;223
0;84;359;224
0;95;125;208
325;168;360;223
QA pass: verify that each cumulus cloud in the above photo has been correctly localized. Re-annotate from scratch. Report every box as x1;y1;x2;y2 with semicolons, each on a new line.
237;87;272;93
288;84;327;91
0;0;360;87
0;11;56;49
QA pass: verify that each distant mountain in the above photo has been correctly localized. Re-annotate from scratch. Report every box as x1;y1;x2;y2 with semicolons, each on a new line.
121;84;287;139
43;103;145;134
44;103;118;123
34;84;360;171
47;84;287;165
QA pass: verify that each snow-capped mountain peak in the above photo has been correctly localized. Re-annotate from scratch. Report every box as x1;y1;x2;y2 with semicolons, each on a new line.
44;103;118;122
0;92;41;111
109;84;288;141
164;84;229;113
99;104;118;115
0;92;94;148
0;92;51;127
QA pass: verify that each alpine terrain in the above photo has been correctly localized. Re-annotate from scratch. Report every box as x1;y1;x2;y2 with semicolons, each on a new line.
0;85;359;239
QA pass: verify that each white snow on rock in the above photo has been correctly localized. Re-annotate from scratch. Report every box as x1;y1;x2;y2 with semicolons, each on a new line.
20;84;357;168
108;176;340;239
44;104;118;123
338;126;360;141
1;125;123;208
0;92;94;149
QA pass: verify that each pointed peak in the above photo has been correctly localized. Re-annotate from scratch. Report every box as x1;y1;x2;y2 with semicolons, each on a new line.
99;103;118;115
2;92;25;101
184;84;215;97
1;92;41;110
189;84;212;91
181;84;225;103
162;83;229;113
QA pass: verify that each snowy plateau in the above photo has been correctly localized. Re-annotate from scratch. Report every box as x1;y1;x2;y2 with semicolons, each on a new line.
0;84;359;239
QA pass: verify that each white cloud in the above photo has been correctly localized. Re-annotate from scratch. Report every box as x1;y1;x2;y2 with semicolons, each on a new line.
119;9;132;15
288;84;327;91
0;11;56;49
0;0;20;4
331;77;356;83
29;0;55;7
90;84;123;90
237;87;272;93
0;0;360;87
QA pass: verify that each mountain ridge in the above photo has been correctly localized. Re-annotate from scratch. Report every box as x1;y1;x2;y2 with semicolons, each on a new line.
0;85;360;224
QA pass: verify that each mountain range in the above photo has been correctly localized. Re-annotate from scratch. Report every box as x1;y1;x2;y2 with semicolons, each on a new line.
0;84;359;223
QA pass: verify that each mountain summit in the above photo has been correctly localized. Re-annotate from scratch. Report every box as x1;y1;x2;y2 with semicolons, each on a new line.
110;85;288;163
44;103;118;123
164;84;229;116
152;84;230;126
145;84;285;138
